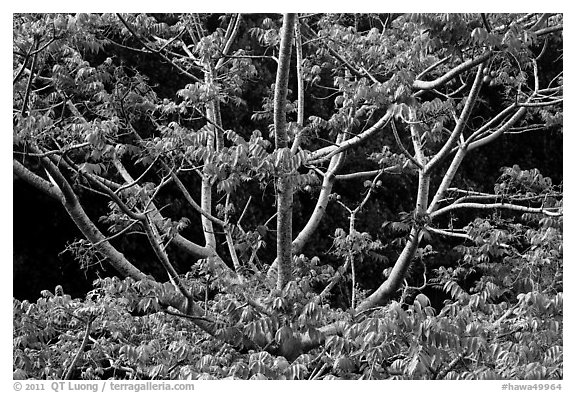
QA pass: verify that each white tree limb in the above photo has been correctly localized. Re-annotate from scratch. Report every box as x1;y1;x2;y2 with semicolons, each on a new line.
307;110;392;164
430;202;562;219
412;51;492;91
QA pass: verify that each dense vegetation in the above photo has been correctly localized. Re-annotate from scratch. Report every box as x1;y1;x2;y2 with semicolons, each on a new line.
13;13;562;380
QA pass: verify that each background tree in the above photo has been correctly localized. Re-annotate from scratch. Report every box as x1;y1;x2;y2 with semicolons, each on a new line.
14;13;562;380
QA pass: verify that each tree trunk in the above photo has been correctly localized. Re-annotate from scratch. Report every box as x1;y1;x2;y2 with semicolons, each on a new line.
274;13;297;290
201;67;219;250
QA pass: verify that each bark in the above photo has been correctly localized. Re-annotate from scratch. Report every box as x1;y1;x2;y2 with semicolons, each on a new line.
142;218;194;306
224;227;245;282
170;171;226;228
427;146;468;213
113;159;219;261
291;17;305;153
412;51;492;91
202;67;218;250
200;176;216;250
355;227;420;311
216;14;242;70
63;199;146;279
266;141;345;281
291;150;344;254
274;14;297;290
35;154;146;280
63;318;93;380
13;159;61;201
424;62;485;172
171;234;217;259
430;202;562;219
307;111;392;163
415;172;431;214
356;153;430;311
467;107;527;151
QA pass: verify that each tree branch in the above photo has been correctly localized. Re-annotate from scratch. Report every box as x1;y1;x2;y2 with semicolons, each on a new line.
291;17;305;154
113;139;221;262
13;43;34;85
425;61;486;172
116;13;202;83
115;156;160;194
466;107;527;151
268;134;346;281
416;56;450;80
426;227;472;241
300;22;365;79
534;25;563;37
80;169;146;221
142;218;194;308
216;14;242;70
356;227;421;311
430;202;562;219
413;51;492;91
31;148;146;279
63;317;93;380
170;171;226;228
517;98;563;107
224;228;245;282
463;104;517;149
319;258;351;301
307;110;393;164
13;159;62;201
428;144;468;214
336;169;383;180
20;38;40;117
391;119;423;170
292;134;345;254
408;108;426;167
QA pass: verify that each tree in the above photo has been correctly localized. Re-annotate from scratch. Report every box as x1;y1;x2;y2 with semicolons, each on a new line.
14;13;563;379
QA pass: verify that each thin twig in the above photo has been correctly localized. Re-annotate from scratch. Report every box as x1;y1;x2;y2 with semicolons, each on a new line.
13;44;33;85
114;156;161;194
20;39;40;117
116;13;202;83
92;220;140;247
435;354;464;380
170;170;226;227
391;120;423;170
63;317;94;380
416;56;450;80
237;196;252;228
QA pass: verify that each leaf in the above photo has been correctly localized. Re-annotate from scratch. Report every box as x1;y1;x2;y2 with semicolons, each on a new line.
415;293;430;308
333;356;355;374
471;27;488;45
78;162;104;176
250;372;268;380
274;326;293;344
285;363;307;380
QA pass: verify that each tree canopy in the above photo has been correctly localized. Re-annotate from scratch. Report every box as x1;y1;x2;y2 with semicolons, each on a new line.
13;13;562;381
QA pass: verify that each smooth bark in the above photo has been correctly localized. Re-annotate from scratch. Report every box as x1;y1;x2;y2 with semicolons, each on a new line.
274;14;297;290
412;51;492;91
34;154;146;280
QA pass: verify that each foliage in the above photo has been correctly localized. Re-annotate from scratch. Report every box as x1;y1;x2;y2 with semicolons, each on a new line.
14;264;562;379
13;13;562;380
